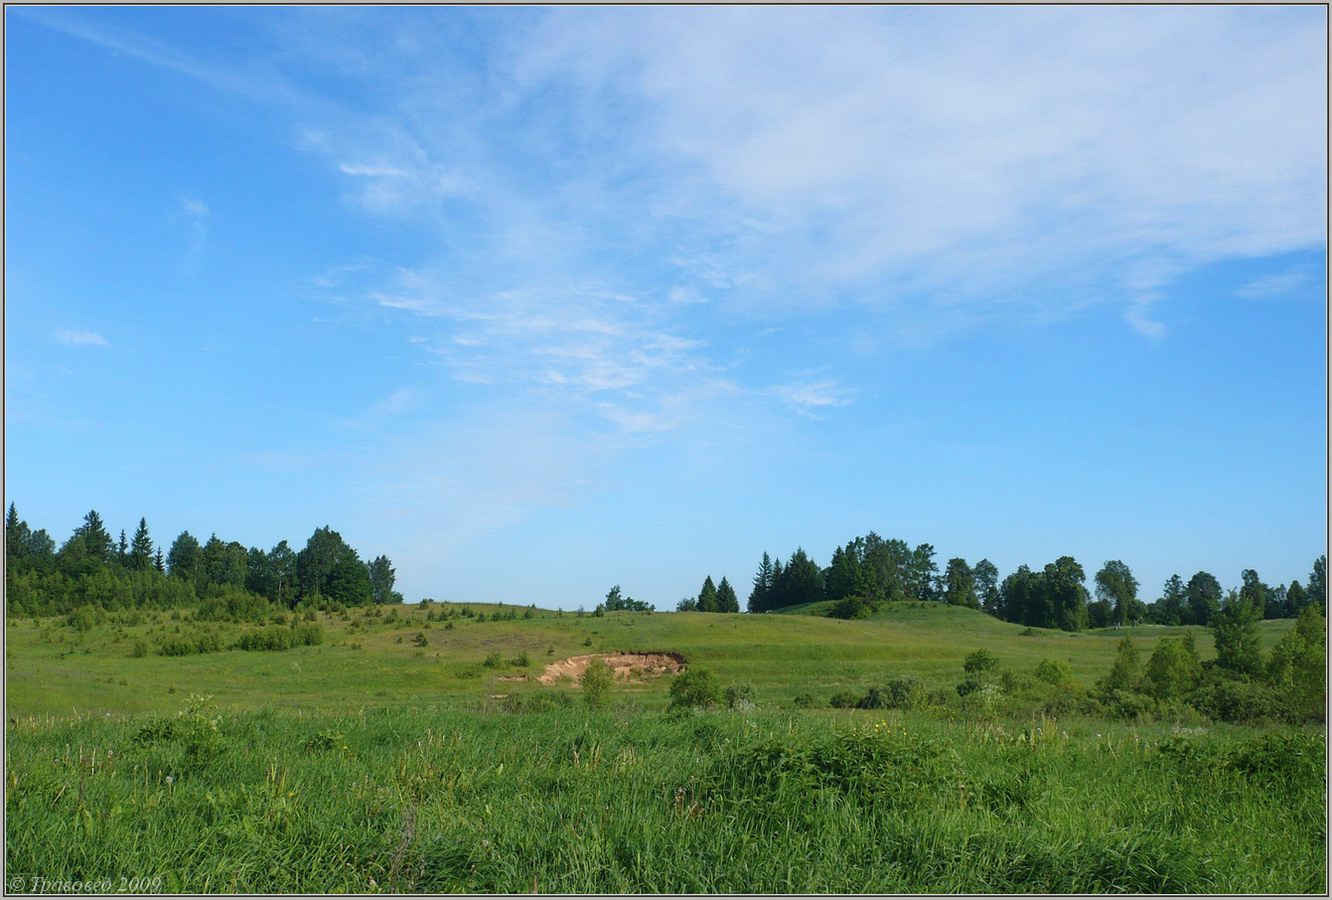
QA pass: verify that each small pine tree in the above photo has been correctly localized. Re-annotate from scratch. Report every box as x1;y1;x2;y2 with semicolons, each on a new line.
697;576;719;613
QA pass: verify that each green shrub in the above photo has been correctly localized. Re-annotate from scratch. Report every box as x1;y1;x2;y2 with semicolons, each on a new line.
233;623;322;652
723;683;755;709
413;632;429;647
512;650;530;667
793;694;817;709
1034;658;1073;687
668;668;722;710
829;690;861;709
581;658;614;708
1142;636;1202;700
483;651;503;668
963;649;999;675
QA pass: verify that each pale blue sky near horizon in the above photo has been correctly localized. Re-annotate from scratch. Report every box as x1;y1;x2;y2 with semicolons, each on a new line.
5;5;1327;609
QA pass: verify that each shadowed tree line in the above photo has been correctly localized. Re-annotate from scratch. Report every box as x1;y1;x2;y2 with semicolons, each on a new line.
5;504;399;617
740;530;1326;632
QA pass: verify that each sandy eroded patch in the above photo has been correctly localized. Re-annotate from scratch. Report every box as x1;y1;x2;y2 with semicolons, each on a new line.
537;652;686;685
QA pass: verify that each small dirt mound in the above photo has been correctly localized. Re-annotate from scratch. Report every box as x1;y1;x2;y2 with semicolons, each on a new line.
537;652;686;685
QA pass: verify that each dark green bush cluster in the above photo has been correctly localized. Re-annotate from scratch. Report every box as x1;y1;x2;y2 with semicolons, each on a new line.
829;690;861;709
1089;612;1326;725
195;590;277;624
232;623;323;652
857;677;928;710
667;667;723;710
157;629;224;657
66;604;106;632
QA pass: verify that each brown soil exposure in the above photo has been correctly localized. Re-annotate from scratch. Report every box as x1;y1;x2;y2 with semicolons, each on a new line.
537;652;687;685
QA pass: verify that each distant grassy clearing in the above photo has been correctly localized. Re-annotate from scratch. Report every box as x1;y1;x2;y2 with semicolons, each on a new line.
4;603;1295;717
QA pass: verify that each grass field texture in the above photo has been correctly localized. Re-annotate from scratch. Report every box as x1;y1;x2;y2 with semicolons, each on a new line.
5;604;1322;894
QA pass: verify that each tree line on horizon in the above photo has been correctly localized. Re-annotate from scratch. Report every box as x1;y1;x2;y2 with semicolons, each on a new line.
740;532;1326;631
4;504;398;617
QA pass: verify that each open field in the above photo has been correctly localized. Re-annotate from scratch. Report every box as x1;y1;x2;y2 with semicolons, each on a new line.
2;602;1296;717
4;604;1323;893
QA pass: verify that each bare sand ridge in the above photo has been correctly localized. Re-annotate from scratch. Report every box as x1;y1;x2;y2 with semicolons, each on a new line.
536;652;687;684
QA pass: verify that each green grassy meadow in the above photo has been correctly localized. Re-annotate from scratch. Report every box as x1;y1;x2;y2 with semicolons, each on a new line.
5;603;1324;893
3;601;1296;717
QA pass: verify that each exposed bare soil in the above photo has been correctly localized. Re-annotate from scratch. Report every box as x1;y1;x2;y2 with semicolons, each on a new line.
536;652;686;685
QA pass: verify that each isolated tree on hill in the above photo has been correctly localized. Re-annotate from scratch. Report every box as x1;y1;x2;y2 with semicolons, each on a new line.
697;576;719;613
749;552;774;613
676;596;698;612
129;518;154;570
974;559;1000;616
942;558;978;608
1185;571;1222;627
368;555;396;606
716;576;740;613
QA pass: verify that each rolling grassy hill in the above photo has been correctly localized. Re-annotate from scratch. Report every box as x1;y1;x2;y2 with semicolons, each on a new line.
4;601;1294;718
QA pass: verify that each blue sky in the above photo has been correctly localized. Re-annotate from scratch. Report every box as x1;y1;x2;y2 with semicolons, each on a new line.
5;6;1326;608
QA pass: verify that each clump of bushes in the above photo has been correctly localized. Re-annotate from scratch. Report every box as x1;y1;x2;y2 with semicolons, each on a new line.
723;683;756;709
157;629;224;657
233;623;323;652
829;690;861;709
668;667;723;710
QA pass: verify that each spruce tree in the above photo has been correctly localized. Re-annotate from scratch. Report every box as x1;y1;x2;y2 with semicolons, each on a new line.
698;576;719;613
748;552;774;613
129;518;154;570
76;510;114;564
716;576;739;613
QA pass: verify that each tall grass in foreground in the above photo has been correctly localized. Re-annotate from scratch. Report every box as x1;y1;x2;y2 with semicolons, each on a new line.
6;703;1325;893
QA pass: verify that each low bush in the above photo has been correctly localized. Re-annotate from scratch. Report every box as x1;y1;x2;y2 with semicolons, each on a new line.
668;668;723;710
233;623;323;652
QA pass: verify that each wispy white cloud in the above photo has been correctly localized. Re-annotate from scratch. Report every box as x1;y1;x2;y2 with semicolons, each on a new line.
1235;266;1319;300
768;379;856;417
518;7;1325;334
55;329;109;347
